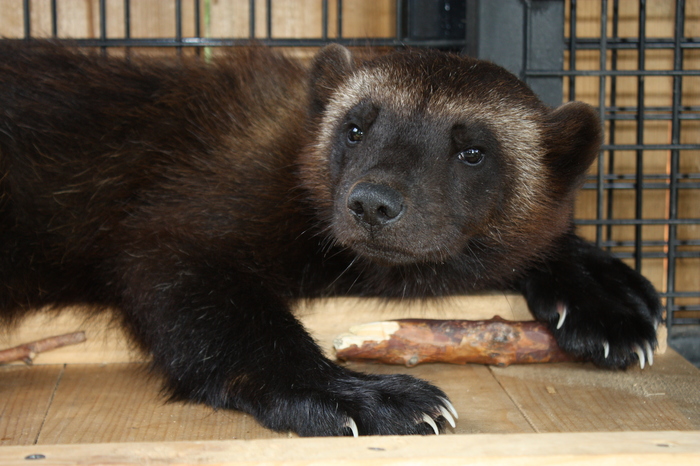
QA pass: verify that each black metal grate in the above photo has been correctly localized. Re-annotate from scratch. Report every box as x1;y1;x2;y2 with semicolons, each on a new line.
2;0;699;331
13;0;466;50
523;0;700;329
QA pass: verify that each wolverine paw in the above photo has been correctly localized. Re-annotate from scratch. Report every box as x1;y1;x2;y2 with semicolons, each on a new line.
255;371;457;436
520;235;663;370
548;300;659;369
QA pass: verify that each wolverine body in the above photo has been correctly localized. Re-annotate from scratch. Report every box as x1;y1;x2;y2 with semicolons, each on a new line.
0;41;661;436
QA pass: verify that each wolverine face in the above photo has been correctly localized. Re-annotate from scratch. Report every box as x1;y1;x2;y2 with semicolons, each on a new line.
327;98;509;265
300;46;600;268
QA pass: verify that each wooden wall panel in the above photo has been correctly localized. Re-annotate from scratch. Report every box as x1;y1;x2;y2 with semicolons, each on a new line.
0;0;26;37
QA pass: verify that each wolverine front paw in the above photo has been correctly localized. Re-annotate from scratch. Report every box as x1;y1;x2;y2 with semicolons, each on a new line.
521;236;663;370
254;370;457;437
547;299;659;369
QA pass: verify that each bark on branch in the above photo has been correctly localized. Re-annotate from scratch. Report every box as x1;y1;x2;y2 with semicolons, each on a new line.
334;317;575;367
0;332;86;365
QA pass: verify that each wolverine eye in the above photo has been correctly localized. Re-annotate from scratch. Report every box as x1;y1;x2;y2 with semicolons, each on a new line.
347;124;364;145
457;148;484;166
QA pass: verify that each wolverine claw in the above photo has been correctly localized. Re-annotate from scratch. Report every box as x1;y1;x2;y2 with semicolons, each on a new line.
438;405;456;428
344;417;359;437
602;340;610;359
556;302;567;329
439;397;458;420
421;413;439;435
645;341;654;367
634;344;646;369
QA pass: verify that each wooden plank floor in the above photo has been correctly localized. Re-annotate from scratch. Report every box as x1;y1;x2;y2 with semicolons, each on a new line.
1;294;698;447
2;351;698;445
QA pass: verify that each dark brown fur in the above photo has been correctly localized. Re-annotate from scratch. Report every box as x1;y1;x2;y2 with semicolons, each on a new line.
0;41;661;436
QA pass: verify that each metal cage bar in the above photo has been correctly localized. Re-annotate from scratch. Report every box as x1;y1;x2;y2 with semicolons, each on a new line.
667;0;686;326
592;0;608;250
605;0;619;256
634;0;647;272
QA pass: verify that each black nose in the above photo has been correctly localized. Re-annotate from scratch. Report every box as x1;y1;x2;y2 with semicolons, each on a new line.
347;182;405;226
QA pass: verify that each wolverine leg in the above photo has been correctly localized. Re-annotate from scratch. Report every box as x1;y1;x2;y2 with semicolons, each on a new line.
116;256;456;436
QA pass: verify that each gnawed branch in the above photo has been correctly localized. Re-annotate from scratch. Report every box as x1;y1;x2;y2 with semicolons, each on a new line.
0;332;86;365
334;317;575;367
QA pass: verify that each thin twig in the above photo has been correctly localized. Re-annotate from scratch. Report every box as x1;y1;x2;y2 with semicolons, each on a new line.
0;332;86;365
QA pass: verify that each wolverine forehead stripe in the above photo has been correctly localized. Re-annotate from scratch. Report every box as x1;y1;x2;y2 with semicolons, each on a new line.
325;68;421;121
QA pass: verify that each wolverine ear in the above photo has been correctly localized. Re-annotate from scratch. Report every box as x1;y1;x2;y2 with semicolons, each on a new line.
309;44;354;115
544;101;602;192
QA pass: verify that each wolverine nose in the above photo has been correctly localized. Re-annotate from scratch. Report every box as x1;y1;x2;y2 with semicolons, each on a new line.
347;182;405;226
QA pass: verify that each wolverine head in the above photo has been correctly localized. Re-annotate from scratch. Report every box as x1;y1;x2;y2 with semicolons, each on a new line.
300;45;600;270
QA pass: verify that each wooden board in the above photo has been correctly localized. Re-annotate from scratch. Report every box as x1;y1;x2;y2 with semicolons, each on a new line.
0;297;698;465
490;350;700;432
1;361;532;445
0;293;539;365
34;363;289;444
0;431;699;466
0;293;686;447
1;351;698;447
0;365;63;446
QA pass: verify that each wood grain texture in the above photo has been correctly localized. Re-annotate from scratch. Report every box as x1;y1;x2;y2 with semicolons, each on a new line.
28;360;534;443
8;353;696;445
35;363;290;444
1;431;699;465
1;351;698;450
0;365;63;446
490;350;700;432
0;2;695;459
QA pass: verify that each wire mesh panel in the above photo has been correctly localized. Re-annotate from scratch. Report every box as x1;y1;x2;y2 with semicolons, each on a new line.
524;0;699;330
0;0;466;50
0;0;698;333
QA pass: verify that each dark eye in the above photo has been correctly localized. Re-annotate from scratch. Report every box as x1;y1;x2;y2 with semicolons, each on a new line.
347;124;364;145
457;148;484;166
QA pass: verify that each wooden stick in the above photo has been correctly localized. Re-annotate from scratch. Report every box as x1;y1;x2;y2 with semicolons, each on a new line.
334;317;575;367
0;332;86;365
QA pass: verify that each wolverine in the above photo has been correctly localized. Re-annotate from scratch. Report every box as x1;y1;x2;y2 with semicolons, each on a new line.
0;41;661;437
